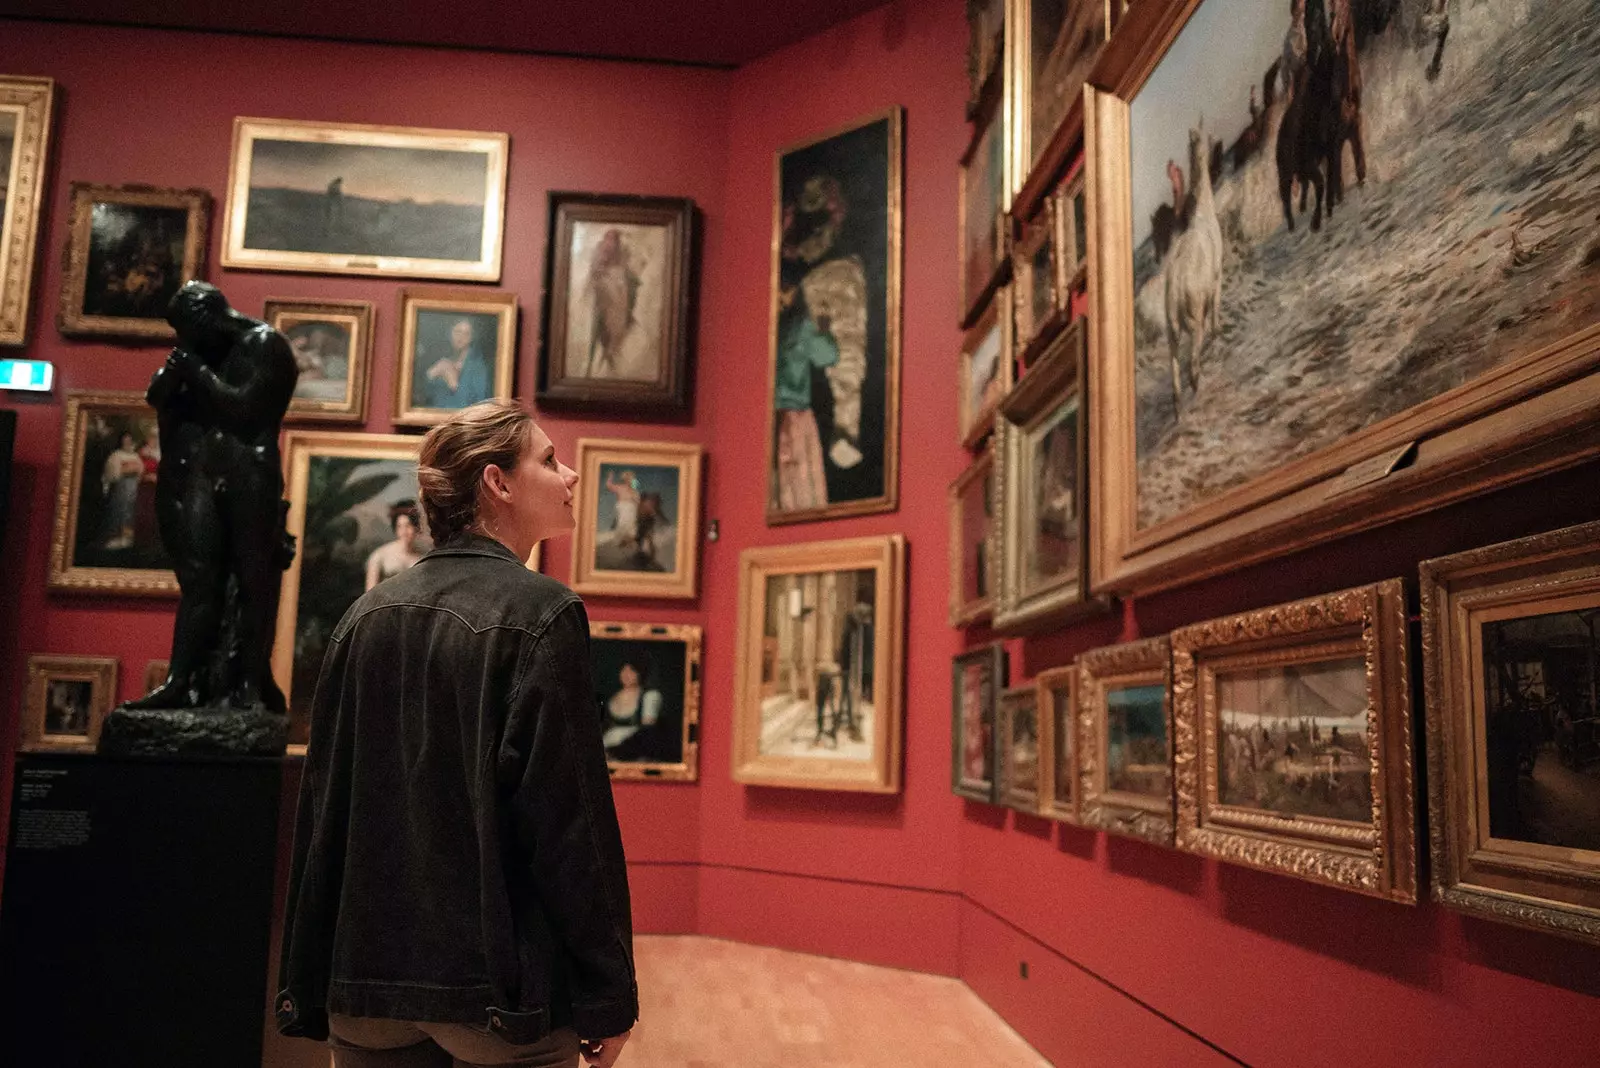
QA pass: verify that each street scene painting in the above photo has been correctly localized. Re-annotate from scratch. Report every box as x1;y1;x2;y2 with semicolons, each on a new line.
1128;0;1600;530
757;568;877;760
1106;682;1169;797
1480;608;1600;854
1216;656;1374;823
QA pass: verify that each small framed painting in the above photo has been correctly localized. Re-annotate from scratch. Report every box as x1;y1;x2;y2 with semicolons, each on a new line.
953;642;1009;803
1078;635;1173;845
569;438;702;599
592;620;702;782
997;684;1042;812
1036;661;1080;823
48;390;176;596
538;193;697;417
958;285;1013;450
265;298;375;424
948;446;997;628
0;75;55;347
21;654;118;752
392;288;517;427
222;117;508;281
1053;170;1088;292
57;183;210;341
1012;198;1067;363
995;319;1103;632
1422;521;1600;942
732;535;906;792
959;97;1008;327
1173;580;1416;902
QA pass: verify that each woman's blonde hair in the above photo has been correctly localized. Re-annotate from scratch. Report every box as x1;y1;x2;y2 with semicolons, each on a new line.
417;399;536;545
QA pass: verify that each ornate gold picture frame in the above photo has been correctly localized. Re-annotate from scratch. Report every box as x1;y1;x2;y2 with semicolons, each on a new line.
1012;197;1068;364
1422;520;1600;944
21;654;117;752
57;183;210;341
958;285;1013;450
265;298;375;424
997;684;1042;812
49;390;176;597
1009;0;1107;196
592;620;702;782
732;535;906;793
392;287;517;427
1078;635;1172;845
959;97;1009;327
1036;661;1080;822
0;75;55;347
948;445;997;628
1053;170;1088;293
995;318;1104;632
1086;0;1600;596
222;117;508;282
1172;580;1417;903
569;437;702;600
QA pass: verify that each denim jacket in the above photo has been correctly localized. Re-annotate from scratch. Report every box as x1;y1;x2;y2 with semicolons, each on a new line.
275;534;637;1045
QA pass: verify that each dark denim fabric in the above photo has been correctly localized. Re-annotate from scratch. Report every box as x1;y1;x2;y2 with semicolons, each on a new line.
276;535;636;1045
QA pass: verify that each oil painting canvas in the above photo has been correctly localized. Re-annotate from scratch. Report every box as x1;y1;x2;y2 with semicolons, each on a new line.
1107;683;1169;797
593;462;681;574
1217;656;1373;823
1127;0;1600;532
769;110;902;523
960;108;1006;320
1479;609;1600;854
756;567;878;761
1023;396;1080;595
592;622;700;780
266;298;373;423
1022;0;1107;174
224;119;507;280
563;221;667;383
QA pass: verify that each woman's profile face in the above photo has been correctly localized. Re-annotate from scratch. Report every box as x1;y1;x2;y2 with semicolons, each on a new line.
499;423;578;545
395;513;417;549
619;663;640;688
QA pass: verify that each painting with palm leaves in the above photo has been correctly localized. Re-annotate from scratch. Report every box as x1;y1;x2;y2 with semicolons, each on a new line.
274;432;425;749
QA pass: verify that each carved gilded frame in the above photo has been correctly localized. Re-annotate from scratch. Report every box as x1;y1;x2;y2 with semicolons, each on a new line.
1008;0;1108;198
1078;635;1173;844
731;535;906;793
1036;661;1080;823
953;642;1009;803
0;75;55;347
265;297;375;425
1087;5;1600;596
57;183;211;341
21;654;117;753
958;285;1013;450
569;437;702;600
997;684;1042;812
48;390;177;597
591;620;702;783
948;444;997;628
1172;580;1417;903
995;318;1107;632
1012;195;1069;365
1421;521;1600;944
391;287;518;427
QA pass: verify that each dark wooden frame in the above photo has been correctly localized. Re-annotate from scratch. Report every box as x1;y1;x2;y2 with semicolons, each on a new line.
953;642;1009;803
537;192;698;418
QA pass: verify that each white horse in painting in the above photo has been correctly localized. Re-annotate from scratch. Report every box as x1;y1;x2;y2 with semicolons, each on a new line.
1163;122;1224;415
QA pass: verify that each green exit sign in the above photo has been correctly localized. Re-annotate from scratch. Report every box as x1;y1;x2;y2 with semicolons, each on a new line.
0;358;54;392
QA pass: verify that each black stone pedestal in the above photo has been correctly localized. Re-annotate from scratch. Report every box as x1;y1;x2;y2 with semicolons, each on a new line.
1;752;282;1067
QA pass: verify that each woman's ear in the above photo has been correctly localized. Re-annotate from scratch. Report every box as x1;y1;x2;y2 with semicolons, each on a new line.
481;463;512;503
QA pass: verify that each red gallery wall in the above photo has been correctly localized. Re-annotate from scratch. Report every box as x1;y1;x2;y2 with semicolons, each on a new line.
5;5;1600;1067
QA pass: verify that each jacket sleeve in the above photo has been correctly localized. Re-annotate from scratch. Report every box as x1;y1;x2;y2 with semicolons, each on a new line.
503;599;638;1038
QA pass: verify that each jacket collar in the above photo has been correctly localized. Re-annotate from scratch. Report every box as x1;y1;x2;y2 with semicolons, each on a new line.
421;531;524;566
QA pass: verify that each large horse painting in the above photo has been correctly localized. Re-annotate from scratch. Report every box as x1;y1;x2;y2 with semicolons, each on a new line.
1091;0;1600;590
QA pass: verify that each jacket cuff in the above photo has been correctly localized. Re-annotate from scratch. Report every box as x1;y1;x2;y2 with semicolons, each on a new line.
571;984;639;1039
274;988;330;1041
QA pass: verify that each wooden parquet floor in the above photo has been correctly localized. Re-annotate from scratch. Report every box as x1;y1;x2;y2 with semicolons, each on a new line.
626;935;1051;1068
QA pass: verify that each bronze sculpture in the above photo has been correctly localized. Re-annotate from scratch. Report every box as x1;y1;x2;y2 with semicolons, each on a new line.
100;281;299;756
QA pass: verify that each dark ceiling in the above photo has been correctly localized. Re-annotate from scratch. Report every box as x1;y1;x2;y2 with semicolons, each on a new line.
1;0;894;67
